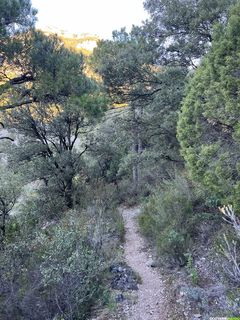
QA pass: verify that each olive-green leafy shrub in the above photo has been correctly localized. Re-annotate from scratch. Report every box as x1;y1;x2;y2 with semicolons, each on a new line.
185;253;199;285
0;203;122;320
139;175;198;265
39;212;106;320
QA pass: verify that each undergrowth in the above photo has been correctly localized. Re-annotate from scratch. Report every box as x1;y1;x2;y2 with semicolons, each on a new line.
138;174;216;266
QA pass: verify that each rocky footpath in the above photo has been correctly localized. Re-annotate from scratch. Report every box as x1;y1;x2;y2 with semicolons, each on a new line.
121;207;167;320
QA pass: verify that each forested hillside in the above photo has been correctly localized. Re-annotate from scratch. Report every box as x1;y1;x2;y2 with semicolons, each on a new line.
0;0;240;319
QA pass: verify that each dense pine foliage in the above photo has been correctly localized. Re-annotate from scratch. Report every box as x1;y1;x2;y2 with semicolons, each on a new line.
178;3;240;209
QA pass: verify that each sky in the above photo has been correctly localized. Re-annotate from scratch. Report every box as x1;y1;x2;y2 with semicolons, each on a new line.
31;0;148;39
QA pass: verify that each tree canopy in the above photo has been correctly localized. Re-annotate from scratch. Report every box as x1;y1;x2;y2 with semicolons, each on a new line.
0;31;91;111
0;0;36;37
177;2;240;207
143;0;236;66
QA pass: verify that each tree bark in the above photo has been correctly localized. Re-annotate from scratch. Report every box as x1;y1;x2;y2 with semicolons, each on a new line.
64;178;74;209
0;209;7;248
131;105;143;193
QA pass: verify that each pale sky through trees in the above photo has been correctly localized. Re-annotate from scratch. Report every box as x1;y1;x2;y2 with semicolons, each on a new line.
31;0;148;39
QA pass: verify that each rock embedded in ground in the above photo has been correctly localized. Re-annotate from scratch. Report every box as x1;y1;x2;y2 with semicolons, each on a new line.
206;285;226;298
146;259;158;268
115;293;125;303
110;262;139;291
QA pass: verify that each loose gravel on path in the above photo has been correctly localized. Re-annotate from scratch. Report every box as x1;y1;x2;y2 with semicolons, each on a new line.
122;207;167;320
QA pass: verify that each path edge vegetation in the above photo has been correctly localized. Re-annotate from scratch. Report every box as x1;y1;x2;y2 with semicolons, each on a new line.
1;0;240;319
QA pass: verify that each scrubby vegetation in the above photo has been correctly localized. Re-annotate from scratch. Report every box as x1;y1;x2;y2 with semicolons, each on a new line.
138;174;222;265
1;0;240;318
0;199;124;320
139;175;196;265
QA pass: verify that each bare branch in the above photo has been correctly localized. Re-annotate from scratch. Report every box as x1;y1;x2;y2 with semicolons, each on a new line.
0;97;38;111
9;72;34;85
219;205;240;284
219;205;240;238
0;136;14;141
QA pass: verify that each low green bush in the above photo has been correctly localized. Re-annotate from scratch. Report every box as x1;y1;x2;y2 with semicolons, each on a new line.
138;210;157;239
0;202;122;320
139;174;199;265
39;212;107;320
185;253;199;285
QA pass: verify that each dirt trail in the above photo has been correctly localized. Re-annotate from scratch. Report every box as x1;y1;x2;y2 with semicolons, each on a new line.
122;207;167;320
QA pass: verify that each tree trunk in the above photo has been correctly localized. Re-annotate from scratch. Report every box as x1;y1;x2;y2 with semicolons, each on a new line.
0;210;7;248
65;178;74;209
131;105;143;193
